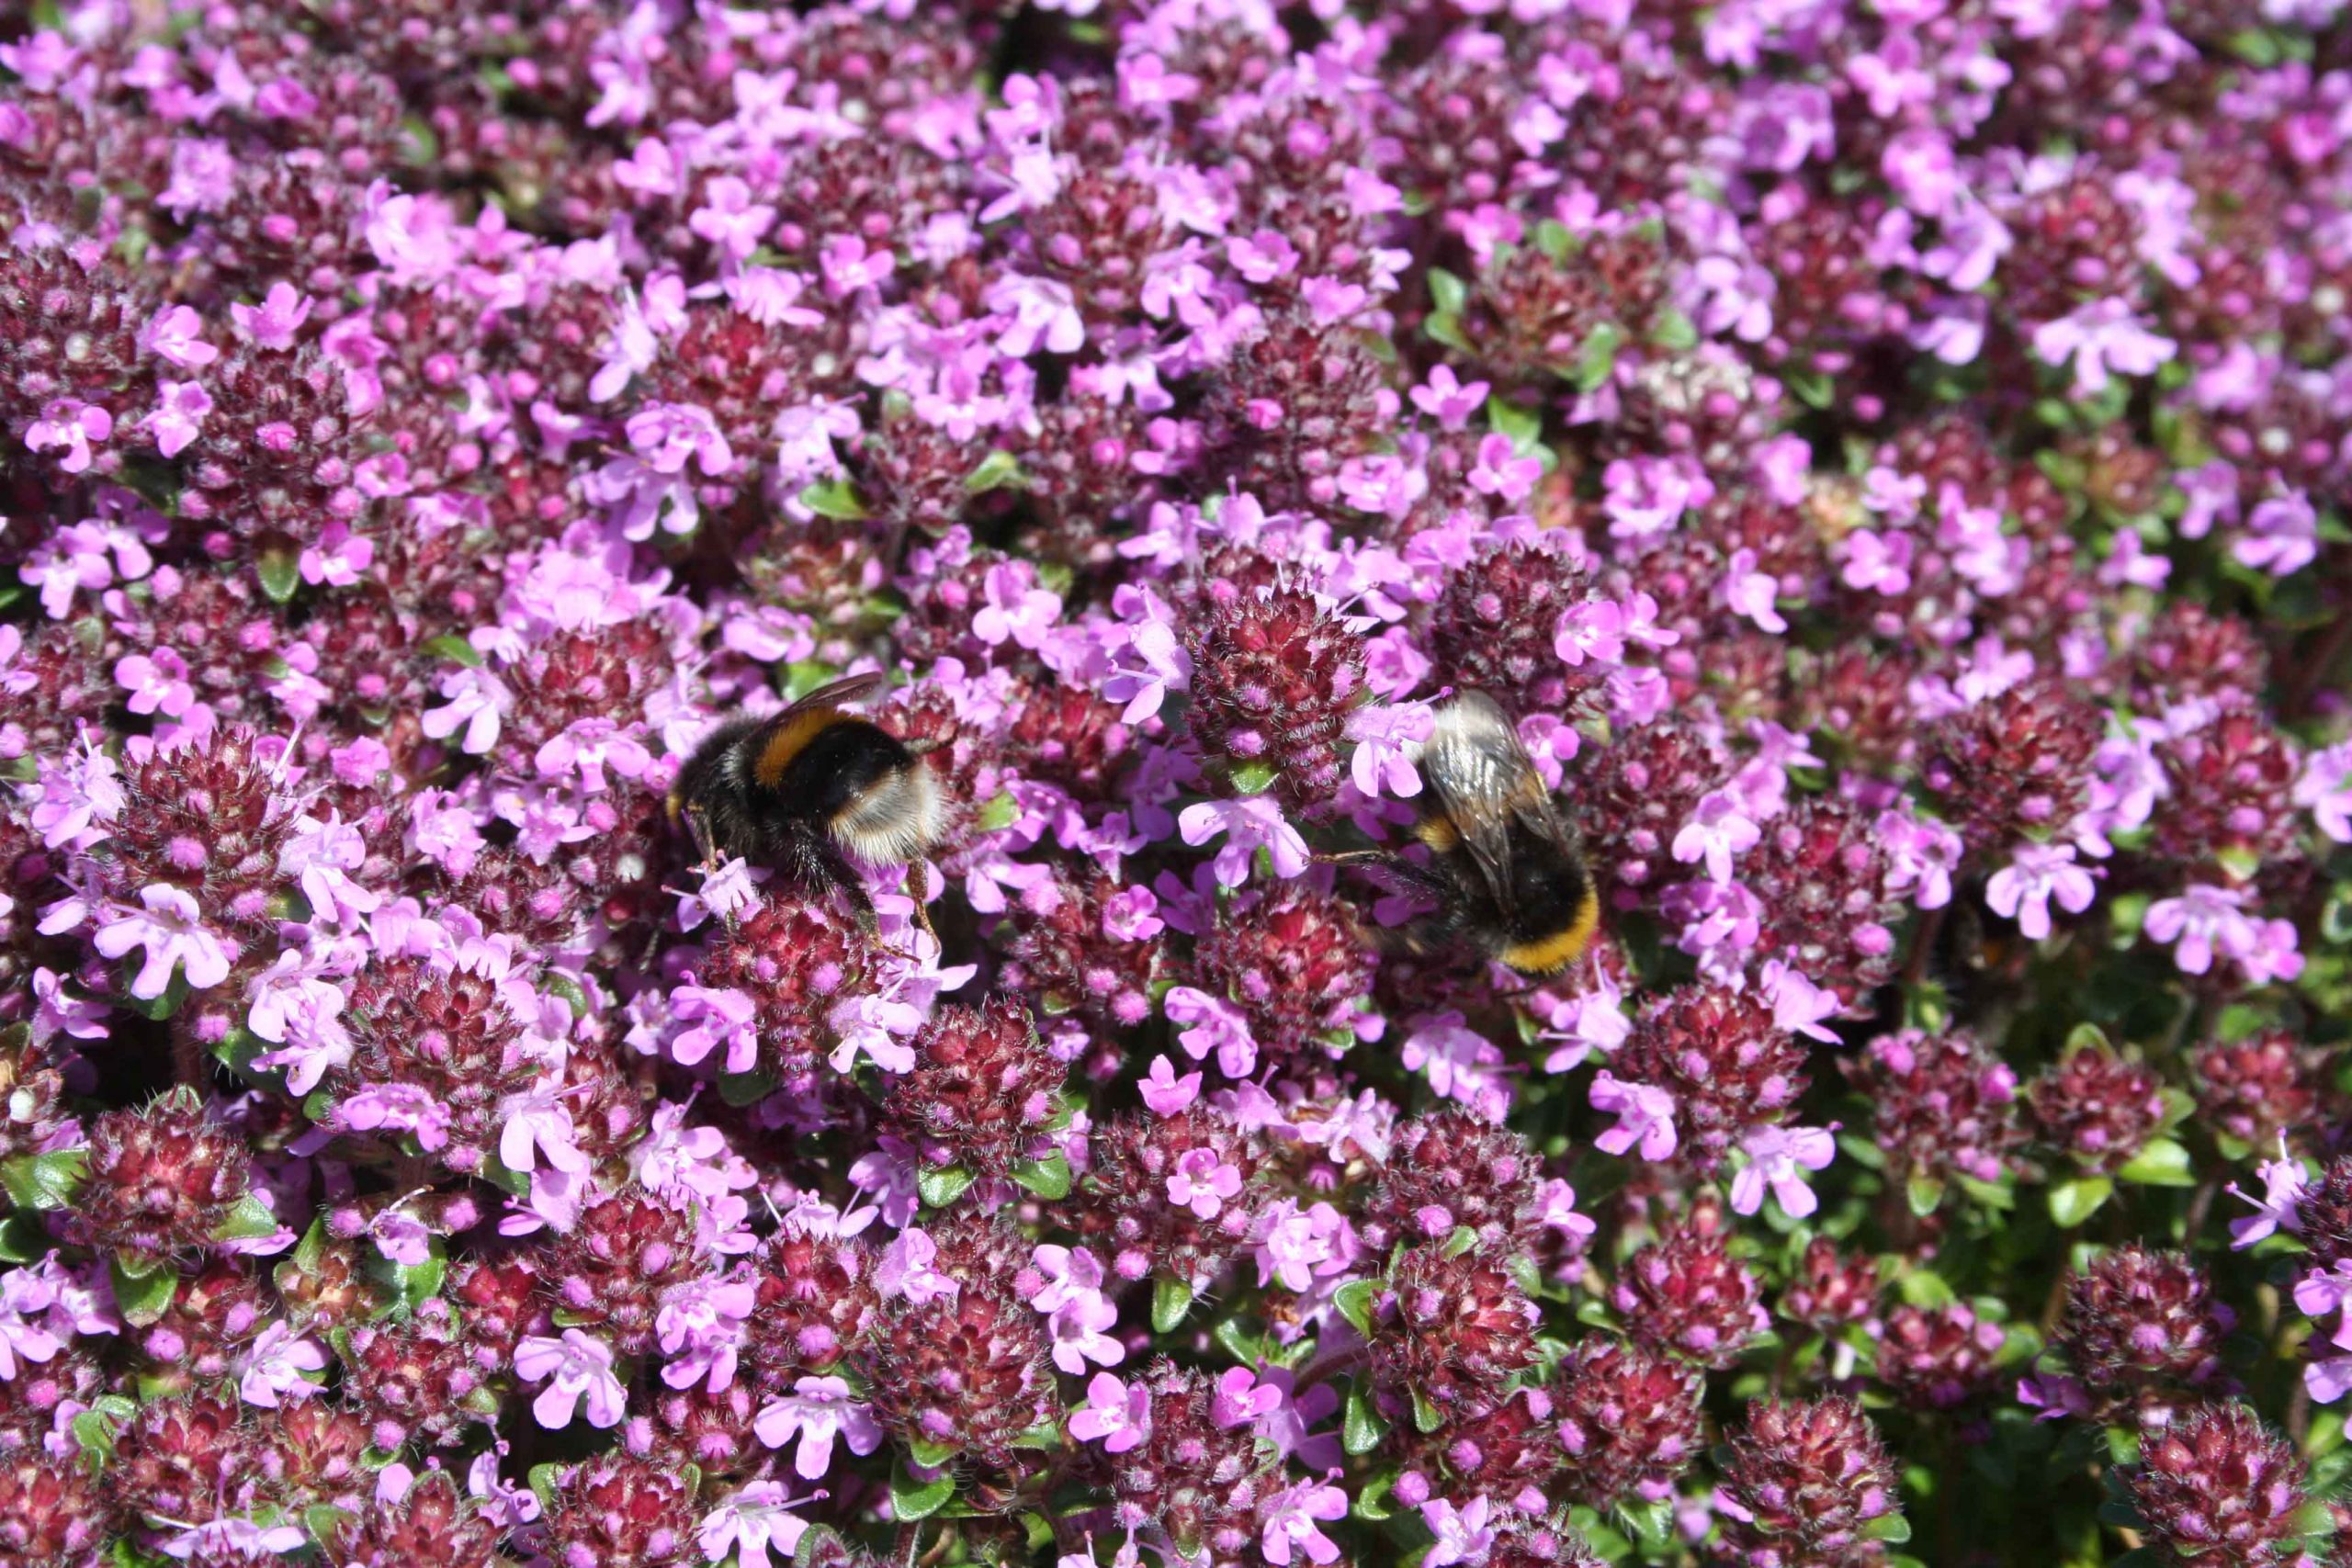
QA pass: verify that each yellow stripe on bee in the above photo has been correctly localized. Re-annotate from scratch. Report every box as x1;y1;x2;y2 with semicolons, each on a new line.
1416;815;1462;852
1499;885;1602;976
753;710;845;788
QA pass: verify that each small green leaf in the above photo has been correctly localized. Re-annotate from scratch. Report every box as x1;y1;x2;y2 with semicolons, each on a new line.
1532;219;1575;261
1649;308;1699;353
1332;1279;1379;1338
422;633;484;668
1860;1513;1913;1544
527;1462;565;1519
543;973;590;1021
907;1436;956;1470
1010;1153;1072;1201
891;1461;956;1522
71;1394;135;1466
918;1167;975;1209
798;479;868;521
975;791;1021;832
1618;1497;1674;1555
211;1191;283;1243
1424;311;1473;355
1427;268;1468;319
964;450;1024;494
1152;1276;1193;1334
2117;1137;2195;1188
1441;1225;1479;1259
716;1069;778;1109
1486;398;1543;452
1905;1175;1947;1218
1352;1472;1398;1522
121;965;190;1021
110;1256;180;1328
1410;1390;1444;1434
2048;1175;2114;1227
1342;1383;1388;1456
1227;761;1279;796
256;547;301;604
1;1148;87;1213
0;1215;48;1263
1570;322;1623;393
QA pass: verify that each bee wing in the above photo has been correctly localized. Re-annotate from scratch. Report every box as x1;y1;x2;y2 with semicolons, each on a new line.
779;671;888;717
1421;691;1560;914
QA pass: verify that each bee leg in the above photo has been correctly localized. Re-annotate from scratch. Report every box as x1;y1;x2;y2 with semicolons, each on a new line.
906;857;939;946
804;837;880;937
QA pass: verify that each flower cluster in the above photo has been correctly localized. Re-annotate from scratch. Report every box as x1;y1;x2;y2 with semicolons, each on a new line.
2;1;2350;1565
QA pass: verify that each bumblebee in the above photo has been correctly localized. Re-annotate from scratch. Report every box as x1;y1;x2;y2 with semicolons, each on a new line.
665;673;944;933
1344;690;1600;976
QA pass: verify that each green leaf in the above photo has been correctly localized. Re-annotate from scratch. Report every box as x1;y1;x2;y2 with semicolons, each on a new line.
71;1394;135;1466
1486;398;1543;452
891;1461;956;1523
1441;1224;1479;1259
1152;1275;1193;1334
1905;1175;1947;1218
422;633;484;668
543;973;590;1021
1649;308;1699;353
1227;761;1279;796
1427;268;1468;319
976;791;1021;832
256;547;301;604
527;1462;565;1519
1618;1497;1674;1555
1010;1152;1072;1201
907;1436;956;1470
1532;219;1575;262
0;1148;87;1213
1860;1512;1912;1544
1333;1278;1379;1338
2048;1175;2113;1227
918;1166;975;1209
0;1215;49;1263
1410;1390;1444;1434
212;1191;283;1243
1342;1382;1388;1456
1424;311;1473;355
121;965;190;1021
964;449;1025;494
2117;1137;2196;1188
1352;1472;1398;1522
1569;322;1623;394
797;479;868;521
110;1256;180;1328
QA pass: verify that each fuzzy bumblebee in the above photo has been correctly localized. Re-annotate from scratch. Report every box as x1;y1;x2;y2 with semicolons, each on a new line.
665;673;944;932
1343;690;1600;976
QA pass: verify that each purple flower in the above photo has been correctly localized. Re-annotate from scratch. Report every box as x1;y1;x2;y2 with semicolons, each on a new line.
668;986;761;1075
689;175;777;261
1167;1146;1244;1221
1102;617;1192;724
1421;1496;1498;1568
515;1329;628;1429
93;885;233;998
25;399;112;474
1469;434;1543;503
989;273;1085;356
2228;1142;2310;1250
876;1228;962;1307
236;1320;328;1407
1070;1371;1152;1454
1984;844;2097;940
1347;702;1435;800
2143;884;2255;976
1591;1071;1679;1161
973;563;1063;650
1178;797;1311;887
1401;1011;1509;1118
1672;791;1761;884
656;1273;756;1393
1259;1476;1349;1566
230;281;315;350
1252;1200;1351;1294
158;1518;308;1562
298;523;375;589
245;952;354;1094
1139;1055;1203;1115
697;1481;818;1568
2030;299;2174;395
421;667;513;755
141;303;219;369
1410;365;1489;428
1164;985;1259;1078
141;380;212;458
1730;1125;1839;1219
754;1373;885;1479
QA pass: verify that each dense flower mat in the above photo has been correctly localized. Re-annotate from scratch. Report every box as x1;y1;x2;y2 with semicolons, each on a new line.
3;1;2352;1566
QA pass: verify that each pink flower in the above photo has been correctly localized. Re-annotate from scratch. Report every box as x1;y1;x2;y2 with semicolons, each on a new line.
1177;797;1310;887
2030;298;2174;395
668;986;760;1074
1590;1071;1678;1161
754;1374;884;1479
876;1228;962;1306
236;1320;327;1407
421;666;513;755
820;234;898;299
1251;1200;1351;1293
1761;963;1840;1043
1839;528;1916;594
230;281;315;350
1139;1055;1203;1115
141;305;219;370
298;523;374;588
1102;618;1192;724
1163;985;1259;1078
1421;1497;1498;1568
514;1329;628;1429
1672;791;1762;884
141;379;212;457
1260;1476;1349;1566
1730;1124;1838;1218
116;649;195;718
973;564;1063;649
1469;434;1543;502
1401;1011;1509;1118
1167;1146;1243;1221
1723;547;1787;633
688;175;776;261
25;400;111;474
696;1481;817;1568
1347;702;1435;799
1070;1371;1152;1454
2228;1141;2309;1250
1984;843;2096;940
94;885;232;998
988;272;1085;356
2143;884;2254;976
1410;365;1490;429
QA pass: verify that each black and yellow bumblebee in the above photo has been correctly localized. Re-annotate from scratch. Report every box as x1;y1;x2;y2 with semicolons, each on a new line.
1340;690;1600;977
665;672;944;933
